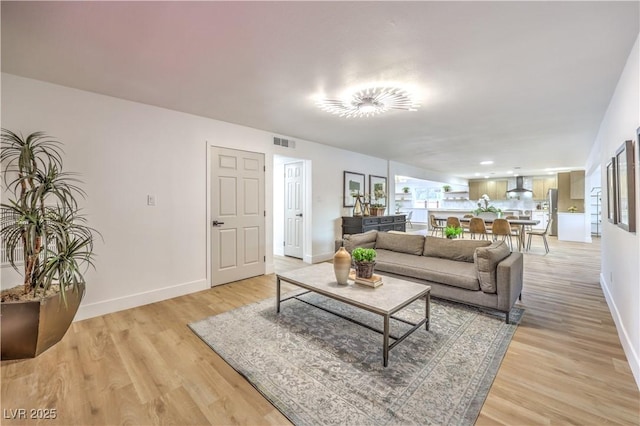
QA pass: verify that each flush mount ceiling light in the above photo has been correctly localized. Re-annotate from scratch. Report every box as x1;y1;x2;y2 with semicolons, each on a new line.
316;86;419;118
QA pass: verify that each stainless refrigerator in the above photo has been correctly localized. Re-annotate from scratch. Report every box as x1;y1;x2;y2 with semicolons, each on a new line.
548;189;558;236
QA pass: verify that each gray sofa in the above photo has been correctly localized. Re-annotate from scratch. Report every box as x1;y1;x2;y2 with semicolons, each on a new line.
337;230;523;323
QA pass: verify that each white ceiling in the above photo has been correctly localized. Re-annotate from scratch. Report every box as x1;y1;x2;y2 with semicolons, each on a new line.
2;1;638;179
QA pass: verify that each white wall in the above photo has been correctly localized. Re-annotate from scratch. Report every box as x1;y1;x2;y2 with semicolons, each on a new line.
588;34;640;389
1;73;414;319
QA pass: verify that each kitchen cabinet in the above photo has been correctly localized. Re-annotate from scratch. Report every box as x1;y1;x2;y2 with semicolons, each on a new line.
469;179;508;200
495;180;508;200
469;181;484;201
532;177;557;199
531;211;549;231
570;171;585;199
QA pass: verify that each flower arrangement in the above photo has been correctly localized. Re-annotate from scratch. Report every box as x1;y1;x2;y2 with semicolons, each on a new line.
474;194;502;215
568;206;578;213
372;186;386;207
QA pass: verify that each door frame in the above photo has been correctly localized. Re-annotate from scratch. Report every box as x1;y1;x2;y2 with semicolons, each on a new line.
206;143;270;287
283;160;305;259
273;156;313;264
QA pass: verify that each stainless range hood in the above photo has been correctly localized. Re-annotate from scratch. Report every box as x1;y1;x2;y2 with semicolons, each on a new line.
506;176;532;193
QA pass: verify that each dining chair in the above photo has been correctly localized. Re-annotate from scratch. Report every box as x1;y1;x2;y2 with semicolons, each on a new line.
491;218;515;250
446;216;463;238
527;219;553;253
406;210;413;228
429;214;445;237
461;214;473;237
527;218;553;253
468;217;489;240
504;215;522;249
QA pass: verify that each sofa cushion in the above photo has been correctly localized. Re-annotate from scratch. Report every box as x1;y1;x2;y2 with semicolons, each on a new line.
474;240;511;293
375;232;425;256
343;230;378;252
376;249;480;291
423;236;491;263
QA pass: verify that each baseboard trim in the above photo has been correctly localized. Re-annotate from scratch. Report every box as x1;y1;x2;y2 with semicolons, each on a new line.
75;279;209;321
600;272;640;390
309;252;333;264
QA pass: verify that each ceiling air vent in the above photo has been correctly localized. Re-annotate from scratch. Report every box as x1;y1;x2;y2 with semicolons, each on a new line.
273;137;295;149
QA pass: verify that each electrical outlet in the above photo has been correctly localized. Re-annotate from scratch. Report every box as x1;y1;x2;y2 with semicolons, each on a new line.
147;195;156;206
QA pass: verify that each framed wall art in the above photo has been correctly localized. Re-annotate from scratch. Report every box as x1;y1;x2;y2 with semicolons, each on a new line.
606;158;617;224
343;171;365;207
369;175;388;207
615;139;636;232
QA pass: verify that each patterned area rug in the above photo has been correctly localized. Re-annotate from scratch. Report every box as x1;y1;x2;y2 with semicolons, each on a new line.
189;292;523;426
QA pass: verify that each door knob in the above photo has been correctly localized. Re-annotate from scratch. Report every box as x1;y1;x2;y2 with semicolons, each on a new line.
296;213;303;217
212;220;225;226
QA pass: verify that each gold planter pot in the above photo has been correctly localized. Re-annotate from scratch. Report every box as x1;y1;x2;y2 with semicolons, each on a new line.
1;283;85;360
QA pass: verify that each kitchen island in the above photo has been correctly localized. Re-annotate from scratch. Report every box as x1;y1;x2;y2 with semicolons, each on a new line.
558;212;590;242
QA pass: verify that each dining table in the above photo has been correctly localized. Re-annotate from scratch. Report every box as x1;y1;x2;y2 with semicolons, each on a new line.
435;216;540;251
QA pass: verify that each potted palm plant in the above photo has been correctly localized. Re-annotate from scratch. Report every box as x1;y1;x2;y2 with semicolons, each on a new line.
0;129;99;360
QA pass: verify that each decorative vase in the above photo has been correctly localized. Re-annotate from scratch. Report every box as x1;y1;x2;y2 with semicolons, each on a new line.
353;195;363;216
363;202;370;216
333;247;351;285
355;261;375;279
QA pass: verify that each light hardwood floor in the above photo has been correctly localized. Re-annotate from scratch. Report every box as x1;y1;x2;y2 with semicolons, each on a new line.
1;237;639;425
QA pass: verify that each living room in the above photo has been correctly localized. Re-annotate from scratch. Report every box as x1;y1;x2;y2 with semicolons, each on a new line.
1;2;639;425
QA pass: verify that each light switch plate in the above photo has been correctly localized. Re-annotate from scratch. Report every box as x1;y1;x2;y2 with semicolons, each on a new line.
147;195;156;206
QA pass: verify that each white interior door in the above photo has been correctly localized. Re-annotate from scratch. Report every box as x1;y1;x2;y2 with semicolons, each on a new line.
210;147;265;286
284;161;304;259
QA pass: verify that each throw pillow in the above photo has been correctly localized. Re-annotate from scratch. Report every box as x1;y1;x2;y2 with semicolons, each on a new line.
423;236;491;263
375;232;425;255
474;240;511;293
343;230;378;252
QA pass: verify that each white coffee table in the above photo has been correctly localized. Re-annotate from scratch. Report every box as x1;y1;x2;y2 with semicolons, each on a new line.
276;263;431;367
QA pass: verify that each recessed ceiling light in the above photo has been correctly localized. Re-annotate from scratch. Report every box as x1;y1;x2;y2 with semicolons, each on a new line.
506;171;514;174
316;85;420;118
480;161;493;165
484;175;490;179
